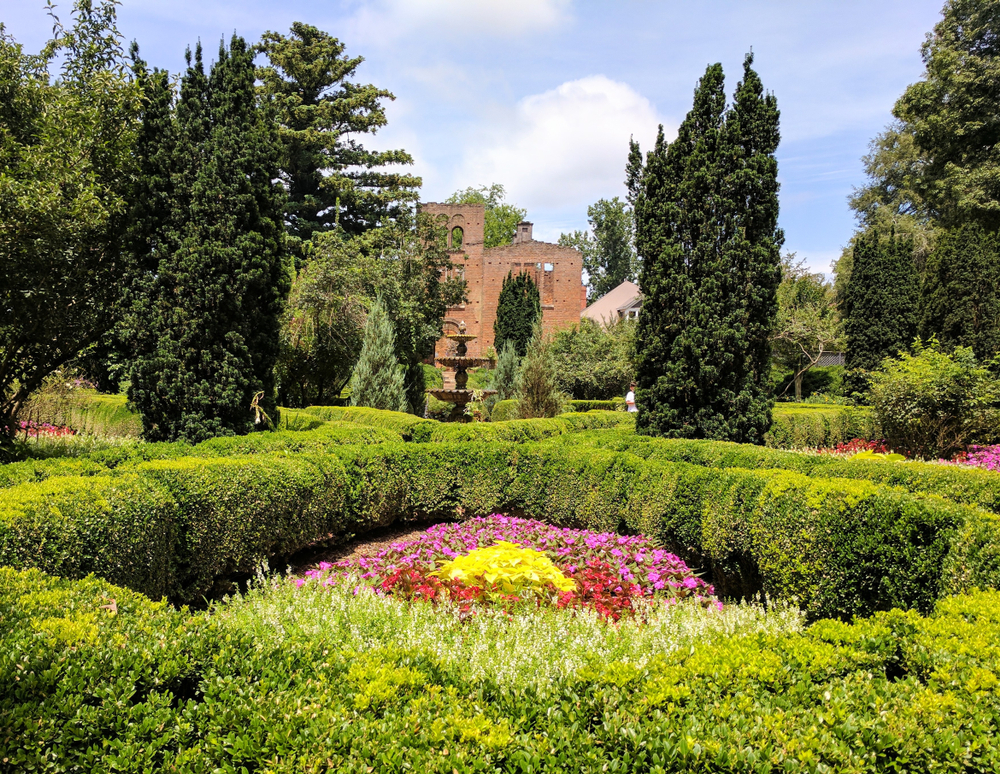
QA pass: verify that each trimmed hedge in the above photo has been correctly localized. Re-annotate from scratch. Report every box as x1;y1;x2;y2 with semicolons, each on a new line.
566;398;627;412
5;437;998;617
420;411;634;444
303;405;433;440
490;399;520;422
0;454;350;602
553;429;1000;516
3;568;999;772
53;391;143;437
767;404;877;448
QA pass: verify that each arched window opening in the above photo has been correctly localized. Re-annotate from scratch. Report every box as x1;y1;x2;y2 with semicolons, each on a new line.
451;226;464;249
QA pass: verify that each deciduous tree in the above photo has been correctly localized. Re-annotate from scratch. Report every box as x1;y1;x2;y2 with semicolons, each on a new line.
446;184;527;249
558;197;638;303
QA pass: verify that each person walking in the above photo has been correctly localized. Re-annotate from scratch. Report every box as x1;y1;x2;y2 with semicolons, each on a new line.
625;382;638;413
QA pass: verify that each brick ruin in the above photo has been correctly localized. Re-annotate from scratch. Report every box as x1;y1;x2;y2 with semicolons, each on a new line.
421;203;587;375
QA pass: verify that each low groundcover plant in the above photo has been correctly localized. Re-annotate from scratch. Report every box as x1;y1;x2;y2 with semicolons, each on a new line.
298;515;720;619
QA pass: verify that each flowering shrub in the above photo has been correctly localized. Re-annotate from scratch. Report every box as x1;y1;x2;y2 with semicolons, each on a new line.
431;541;575;594
947;444;1000;471
816;438;889;456
299;515;720;620
5;420;76;439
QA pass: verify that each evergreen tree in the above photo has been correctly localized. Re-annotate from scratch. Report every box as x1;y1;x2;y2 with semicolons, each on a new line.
844;228;920;395
634;64;727;439
492;343;521;402
494;271;541;358
516;324;564;419
920;222;1000;360
349;298;406;412
625;136;643;208
129;37;290;443
634;56;781;442
257;23;419;250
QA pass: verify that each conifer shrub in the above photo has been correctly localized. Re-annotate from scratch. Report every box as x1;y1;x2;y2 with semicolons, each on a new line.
516;324;566;419
349;298;408;413
493;271;541;358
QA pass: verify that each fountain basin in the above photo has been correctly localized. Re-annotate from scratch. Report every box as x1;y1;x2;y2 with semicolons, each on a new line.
437;356;495;370
428;389;497;405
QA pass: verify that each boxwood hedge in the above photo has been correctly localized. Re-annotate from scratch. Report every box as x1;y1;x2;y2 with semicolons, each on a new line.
767;404;878;448
2;568;998;773
3;436;998;617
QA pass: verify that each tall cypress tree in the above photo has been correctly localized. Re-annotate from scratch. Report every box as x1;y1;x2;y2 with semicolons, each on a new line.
129;37;290;443
635;56;781;442
718;53;783;442
920;222;1000;360
494;271;542;358
844;228;920;394
635;64;728;438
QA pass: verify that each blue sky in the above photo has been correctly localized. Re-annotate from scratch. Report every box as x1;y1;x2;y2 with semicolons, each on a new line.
3;0;944;274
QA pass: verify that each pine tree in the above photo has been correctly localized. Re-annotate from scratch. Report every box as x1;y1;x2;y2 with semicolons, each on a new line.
494;271;541;358
129;37;290;443
517;324;564;419
257;23;419;250
349;298;407;412
920;222;1000;360
844;229;920;395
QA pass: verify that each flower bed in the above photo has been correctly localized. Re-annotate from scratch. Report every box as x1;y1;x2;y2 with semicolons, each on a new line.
299;515;720;619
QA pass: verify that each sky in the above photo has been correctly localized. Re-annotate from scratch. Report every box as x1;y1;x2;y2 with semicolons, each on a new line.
2;0;946;275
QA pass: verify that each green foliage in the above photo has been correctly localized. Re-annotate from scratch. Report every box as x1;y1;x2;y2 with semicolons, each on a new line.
869;340;1000;458
767;404;878;448
257;23;419;249
446;183;526;248
558;197;638;303
127;38;289;443
843;228;921;395
773;365;845;402
489;399;519;422
549;317;636;400
516;325;566;419
894;0;1000;228
567;398;627;412
484;342;520;415
920;221;1000;359
0;2;141;448
493;271;541;358
349;298;407;412
636;55;780;443
772;254;842;401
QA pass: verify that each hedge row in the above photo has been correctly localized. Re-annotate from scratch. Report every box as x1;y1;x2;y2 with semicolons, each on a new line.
3;568;999;772
3;439;998;617
553;429;1000;516
767;404;878;448
567;398;627;412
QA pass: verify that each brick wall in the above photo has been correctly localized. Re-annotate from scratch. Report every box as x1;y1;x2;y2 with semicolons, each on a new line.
421;203;585;362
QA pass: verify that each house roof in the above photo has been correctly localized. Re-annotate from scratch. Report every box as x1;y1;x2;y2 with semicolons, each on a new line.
581;280;641;326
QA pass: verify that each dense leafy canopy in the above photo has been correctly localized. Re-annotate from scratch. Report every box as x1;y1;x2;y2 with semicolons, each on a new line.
446;184;527;249
559;197;638;304
771;255;842;401
919;221;1000;360
549;318;636;400
0;1;139;449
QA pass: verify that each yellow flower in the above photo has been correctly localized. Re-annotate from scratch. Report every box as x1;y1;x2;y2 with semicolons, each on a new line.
431;541;575;595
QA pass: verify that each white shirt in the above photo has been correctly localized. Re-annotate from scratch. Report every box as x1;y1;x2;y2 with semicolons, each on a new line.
625;390;637;412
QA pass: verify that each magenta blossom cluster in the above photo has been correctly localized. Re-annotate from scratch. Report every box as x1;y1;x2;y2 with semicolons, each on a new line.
945;444;1000;471
300;515;720;609
5;420;76;439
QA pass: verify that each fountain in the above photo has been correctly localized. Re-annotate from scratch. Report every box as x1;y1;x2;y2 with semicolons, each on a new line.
427;322;497;421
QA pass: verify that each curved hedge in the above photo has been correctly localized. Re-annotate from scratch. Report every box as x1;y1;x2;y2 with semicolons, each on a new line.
553;429;1000;516
3;568;999;772
3;438;998;617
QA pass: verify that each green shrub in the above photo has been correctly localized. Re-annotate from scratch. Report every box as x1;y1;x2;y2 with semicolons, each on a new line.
0;457;109;488
3;568;999;773
490;399;519;422
303;405;433;441
767;403;878;448
567;398;626;412
47;390;143;437
869;340;1000;458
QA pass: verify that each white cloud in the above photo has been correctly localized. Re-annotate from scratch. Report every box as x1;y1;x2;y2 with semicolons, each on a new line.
454;76;668;213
